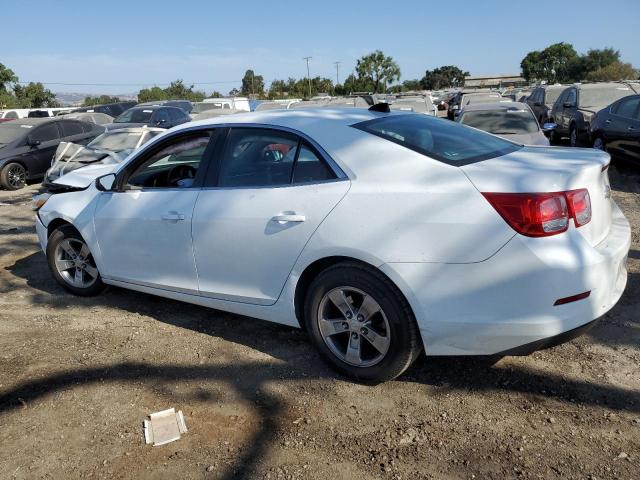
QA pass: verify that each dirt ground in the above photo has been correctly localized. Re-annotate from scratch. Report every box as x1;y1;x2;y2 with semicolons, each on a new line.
0;164;638;480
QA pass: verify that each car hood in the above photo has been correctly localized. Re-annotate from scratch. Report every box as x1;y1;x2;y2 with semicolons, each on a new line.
499;132;549;146
51;163;119;188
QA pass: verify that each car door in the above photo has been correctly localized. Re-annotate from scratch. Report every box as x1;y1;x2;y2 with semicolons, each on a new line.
607;96;640;162
191;127;350;305
21;121;61;177
93;129;217;292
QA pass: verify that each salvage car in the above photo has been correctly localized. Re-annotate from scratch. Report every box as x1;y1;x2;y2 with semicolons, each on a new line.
550;83;638;146
138;100;193;114
75;101;137;118
457;102;552;145
448;91;503;119
62;112;114;125
389;95;437;116
525;85;566;125
34;108;630;382
0;118;103;190
108;105;191;130
590;94;640;164
44;126;164;185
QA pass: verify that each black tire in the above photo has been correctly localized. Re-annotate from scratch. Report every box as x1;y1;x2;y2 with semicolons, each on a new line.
0;162;27;190
304;262;423;383
46;225;106;296
569;125;578;147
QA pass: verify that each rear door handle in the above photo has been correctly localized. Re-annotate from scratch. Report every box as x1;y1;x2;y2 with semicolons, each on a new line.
161;212;185;222
604;119;611;124
628;126;635;131
271;214;306;224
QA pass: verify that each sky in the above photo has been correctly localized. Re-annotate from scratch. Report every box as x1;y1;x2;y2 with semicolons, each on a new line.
1;0;639;95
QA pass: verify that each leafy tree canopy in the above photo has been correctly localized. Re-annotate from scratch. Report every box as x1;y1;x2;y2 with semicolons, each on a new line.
354;50;401;93
241;70;265;97
83;95;121;106
420;65;469;90
586;61;639;82
137;80;205;103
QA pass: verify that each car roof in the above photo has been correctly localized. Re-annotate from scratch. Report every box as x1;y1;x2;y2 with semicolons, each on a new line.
101;126;165;134
8;118;58;127
461;101;532;113
574;82;636;91
183;108;389;131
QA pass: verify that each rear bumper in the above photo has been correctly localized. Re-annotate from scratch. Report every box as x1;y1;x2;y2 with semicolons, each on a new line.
381;203;631;356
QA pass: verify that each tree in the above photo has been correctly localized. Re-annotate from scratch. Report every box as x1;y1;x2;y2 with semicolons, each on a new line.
586;61;639;81
520;42;580;82
209;91;222;98
241;70;265;97
420;65;468;90
13;82;58;108
355;50;401;93
0;62;18;93
83;95;121;106
267;76;333;99
137;80;205;103
228;87;240;96
581;48;620;74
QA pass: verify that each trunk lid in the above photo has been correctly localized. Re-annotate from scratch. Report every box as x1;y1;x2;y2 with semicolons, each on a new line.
461;146;612;246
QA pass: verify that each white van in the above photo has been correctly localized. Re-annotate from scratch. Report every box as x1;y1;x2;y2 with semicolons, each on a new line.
201;97;250;111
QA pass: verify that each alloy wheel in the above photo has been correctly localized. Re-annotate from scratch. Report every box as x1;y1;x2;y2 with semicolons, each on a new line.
54;238;99;288
317;286;391;367
7;164;26;189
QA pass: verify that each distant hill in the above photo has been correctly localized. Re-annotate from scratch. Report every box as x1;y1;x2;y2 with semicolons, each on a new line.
55;92;138;106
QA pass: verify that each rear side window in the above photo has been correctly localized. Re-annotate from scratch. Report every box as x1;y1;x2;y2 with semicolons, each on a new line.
60;120;84;137
292;143;335;183
353;114;520;166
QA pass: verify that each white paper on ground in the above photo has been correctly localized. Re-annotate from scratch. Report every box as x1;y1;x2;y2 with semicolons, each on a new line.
143;408;188;446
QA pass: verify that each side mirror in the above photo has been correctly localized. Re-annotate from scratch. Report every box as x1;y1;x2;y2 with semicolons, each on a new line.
156;119;167;126
542;122;557;137
563;101;575;108
96;173;116;192
27;138;41;148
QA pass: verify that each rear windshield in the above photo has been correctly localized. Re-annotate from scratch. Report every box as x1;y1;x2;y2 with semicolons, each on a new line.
460;109;539;134
353;114;520;165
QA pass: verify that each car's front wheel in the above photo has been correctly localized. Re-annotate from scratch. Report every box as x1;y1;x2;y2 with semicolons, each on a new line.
570;126;578;147
47;225;105;296
592;136;605;151
304;262;422;383
0;162;27;190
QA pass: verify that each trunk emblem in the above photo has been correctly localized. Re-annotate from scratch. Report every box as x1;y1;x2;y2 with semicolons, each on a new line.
604;185;612;199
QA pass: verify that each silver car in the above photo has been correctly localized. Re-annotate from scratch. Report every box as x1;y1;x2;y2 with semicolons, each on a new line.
457;102;552;146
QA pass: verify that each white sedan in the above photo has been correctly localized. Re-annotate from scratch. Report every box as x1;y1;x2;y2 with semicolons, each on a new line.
34;108;631;382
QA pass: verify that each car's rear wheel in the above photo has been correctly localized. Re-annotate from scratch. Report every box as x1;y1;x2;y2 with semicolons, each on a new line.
304;262;422;382
47;225;105;296
0;162;27;190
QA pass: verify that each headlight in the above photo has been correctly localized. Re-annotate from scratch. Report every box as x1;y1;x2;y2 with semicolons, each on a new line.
32;193;51;211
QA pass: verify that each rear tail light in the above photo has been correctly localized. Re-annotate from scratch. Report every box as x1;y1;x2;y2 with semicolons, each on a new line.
483;189;591;237
565;189;591;227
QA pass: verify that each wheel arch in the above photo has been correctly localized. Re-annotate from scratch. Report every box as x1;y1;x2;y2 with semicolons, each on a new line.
293;255;418;332
47;217;78;238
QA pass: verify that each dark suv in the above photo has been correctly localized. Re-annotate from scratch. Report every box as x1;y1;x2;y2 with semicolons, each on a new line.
525;85;566;125
107;106;191;131
0;118;104;190
550;83;638;146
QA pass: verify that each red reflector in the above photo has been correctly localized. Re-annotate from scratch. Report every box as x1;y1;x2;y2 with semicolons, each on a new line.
553;291;591;306
482;192;569;237
566;189;592;227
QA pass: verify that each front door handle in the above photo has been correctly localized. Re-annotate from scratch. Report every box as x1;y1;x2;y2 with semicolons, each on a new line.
628;126;635;131
161;212;185;222
271;213;306;224
604;119;611;124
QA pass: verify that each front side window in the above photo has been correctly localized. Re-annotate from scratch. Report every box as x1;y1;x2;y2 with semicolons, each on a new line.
218;128;299;187
565;89;577;106
353;114;520;166
30;123;60;142
153;109;171;125
126;132;212;189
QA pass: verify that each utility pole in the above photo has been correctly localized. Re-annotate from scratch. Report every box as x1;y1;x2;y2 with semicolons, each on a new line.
333;61;341;85
303;56;312;98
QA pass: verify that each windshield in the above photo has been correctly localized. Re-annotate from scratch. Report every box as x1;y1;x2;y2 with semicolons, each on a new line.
460;109;539;135
353;114;520;166
0;124;30;146
580;86;634;109
88;131;145;151
114;109;153;123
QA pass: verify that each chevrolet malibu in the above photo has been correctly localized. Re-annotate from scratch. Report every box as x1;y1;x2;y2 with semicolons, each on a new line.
34;108;631;382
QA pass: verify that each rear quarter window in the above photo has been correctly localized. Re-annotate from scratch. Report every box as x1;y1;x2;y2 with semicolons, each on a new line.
352;114;521;166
